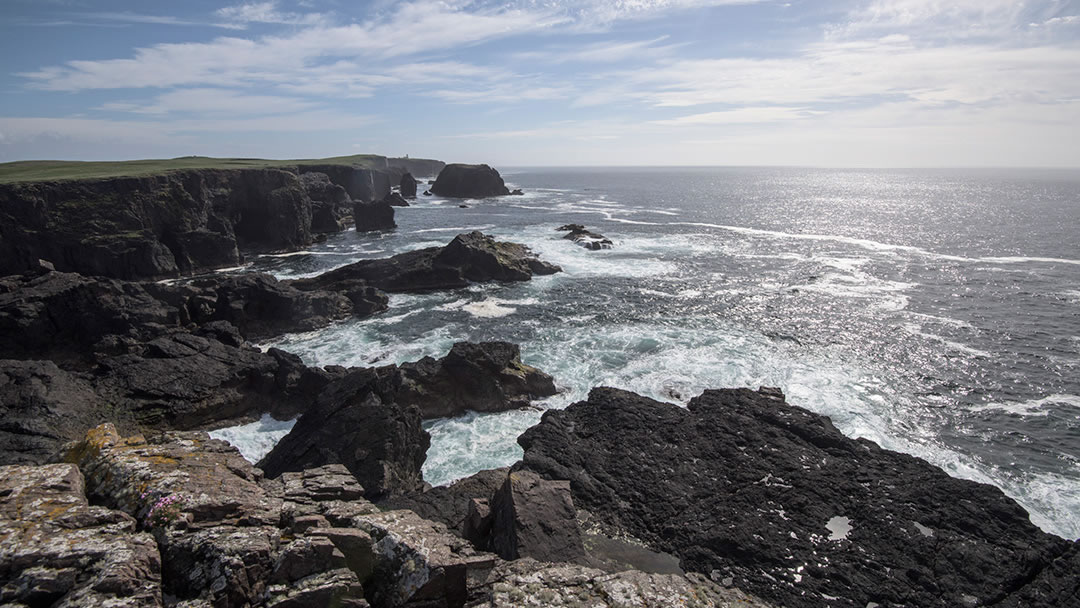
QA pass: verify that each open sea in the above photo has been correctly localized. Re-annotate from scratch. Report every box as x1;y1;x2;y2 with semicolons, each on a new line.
211;167;1080;540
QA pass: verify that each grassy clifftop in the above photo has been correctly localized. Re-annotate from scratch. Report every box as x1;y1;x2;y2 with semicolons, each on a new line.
0;154;391;184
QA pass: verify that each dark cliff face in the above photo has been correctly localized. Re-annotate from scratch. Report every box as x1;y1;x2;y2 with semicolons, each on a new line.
0;168;316;280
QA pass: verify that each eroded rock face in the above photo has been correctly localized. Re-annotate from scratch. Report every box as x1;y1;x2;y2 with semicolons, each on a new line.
354;200;396;232
396;341;557;418
382;191;410;207
556;224;614;250
431;164;511;198
300;172;353;234
0;169;317;280
0;463;162;607
291;231;560;295
399;173;418;199
258;368;431;499
487;471;585;564
517;386;1079;608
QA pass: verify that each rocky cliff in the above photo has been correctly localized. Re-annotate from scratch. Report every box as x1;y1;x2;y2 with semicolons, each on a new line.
0;157;445;281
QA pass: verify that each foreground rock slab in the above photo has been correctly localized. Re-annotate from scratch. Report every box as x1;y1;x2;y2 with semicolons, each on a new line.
518;386;1079;608
0;463;162;607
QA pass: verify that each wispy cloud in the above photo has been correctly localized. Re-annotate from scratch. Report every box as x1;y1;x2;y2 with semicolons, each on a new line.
215;1;331;27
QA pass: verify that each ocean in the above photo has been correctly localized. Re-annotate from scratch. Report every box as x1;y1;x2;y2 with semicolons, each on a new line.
211;167;1080;540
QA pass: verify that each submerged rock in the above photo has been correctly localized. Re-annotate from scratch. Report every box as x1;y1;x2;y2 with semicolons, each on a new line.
431;164;511;198
517;386;1078;608
556;224;614;250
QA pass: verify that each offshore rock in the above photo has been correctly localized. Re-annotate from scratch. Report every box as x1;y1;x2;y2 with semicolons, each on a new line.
382;191;410;207
556;224;614;250
431;164;511;198
292;231;560;295
354;199;396;232
517;386;1078;608
0;463;162;607
397;341;557;418
258;367;430;500
399;172;418;199
479;558;770;608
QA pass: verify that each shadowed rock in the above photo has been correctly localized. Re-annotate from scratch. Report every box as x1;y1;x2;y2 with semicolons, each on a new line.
431;164;510;198
517;386;1079;608
353;199;396;232
487;470;586;563
399;173;418;199
300;171;353;233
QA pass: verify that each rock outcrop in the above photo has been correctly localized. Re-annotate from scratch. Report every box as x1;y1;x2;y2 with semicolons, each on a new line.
517;386;1079;608
382;191;410;207
486;471;586;563
431;164;511;198
258;367;430;499
399;173;418;199
300;171;353;233
292;231;560;295
396;341;557;418
556;224;614;250
353;199;396;232
0;462;162;607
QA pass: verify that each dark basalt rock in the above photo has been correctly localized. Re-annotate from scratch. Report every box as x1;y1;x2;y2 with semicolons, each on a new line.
300;171;353;233
399;173;418;199
510;189;524;196
431;164;511;198
396;341;557;418
487;470;586;563
297;164;392;203
381;468;510;533
353;199;396;232
381;191;410;207
292;231;560;295
556;224;614;250
517;386;1078;608
258;368;430;500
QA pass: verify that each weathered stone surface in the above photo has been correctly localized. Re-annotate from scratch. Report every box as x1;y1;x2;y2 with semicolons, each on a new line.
266;568;366;608
556;224;614;250
399;172;418;199
352;509;497;607
0;360;109;466
488;470;585;563
354;200;396;232
258;368;430;499
0;463;162;607
300;171;353;234
382;467;510;535
517;386;1077;608
431;164;510;198
292;231;560;295
480;558;771;608
396;342;557;418
382;191;410;207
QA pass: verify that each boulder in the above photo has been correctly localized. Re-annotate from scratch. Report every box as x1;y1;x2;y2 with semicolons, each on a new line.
291;232;560;295
381;468;511;533
517;386;1078;608
399;173;418;199
431;164;511;198
396;341;557;418
258;368;430;499
352;509;497;607
487;471;585;563
354;200;396;232
0;463;162;607
556;224;614;250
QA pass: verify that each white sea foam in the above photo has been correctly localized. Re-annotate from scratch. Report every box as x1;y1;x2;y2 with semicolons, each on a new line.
463;299;516;318
411;225;495;234
208;414;296;464
969;394;1080;417
901;323;992;358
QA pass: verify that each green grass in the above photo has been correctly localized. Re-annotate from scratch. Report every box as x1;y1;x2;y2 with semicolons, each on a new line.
0;154;389;184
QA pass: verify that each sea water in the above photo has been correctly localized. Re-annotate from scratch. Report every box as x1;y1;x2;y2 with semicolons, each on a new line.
221;167;1080;540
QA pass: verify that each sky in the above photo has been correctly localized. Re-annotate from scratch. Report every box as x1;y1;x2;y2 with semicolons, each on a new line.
1;0;1079;167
